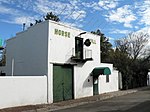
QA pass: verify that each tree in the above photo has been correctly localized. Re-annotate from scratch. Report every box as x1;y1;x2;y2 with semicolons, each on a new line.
109;47;131;89
114;31;150;89
35;19;43;24
30;12;60;27
115;32;149;60
91;29;112;62
44;12;60;22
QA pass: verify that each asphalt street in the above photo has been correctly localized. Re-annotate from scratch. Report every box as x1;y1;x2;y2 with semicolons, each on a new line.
50;87;150;112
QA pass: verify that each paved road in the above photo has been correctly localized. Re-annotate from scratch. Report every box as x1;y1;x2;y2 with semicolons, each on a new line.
50;88;150;112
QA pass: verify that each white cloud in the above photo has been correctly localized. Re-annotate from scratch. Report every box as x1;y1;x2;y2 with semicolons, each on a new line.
108;37;115;41
110;29;130;34
70;10;86;20
0;0;35;12
0;16;35;26
0;0;14;4
98;0;118;10
136;0;150;26
0;3;37;26
63;21;83;28
0;5;21;16
0;0;87;27
134;26;139;29
34;0;86;22
69;0;81;10
137;27;150;35
106;5;136;28
81;2;102;11
14;16;35;25
81;0;119;11
34;0;71;15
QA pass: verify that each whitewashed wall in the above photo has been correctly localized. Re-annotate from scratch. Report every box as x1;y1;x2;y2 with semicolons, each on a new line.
99;70;119;94
3;20;119;105
147;72;150;85
0;76;47;109
0;66;5;73
6;21;49;76
74;62;94;99
99;63;113;73
48;21;100;64
48;21;101;99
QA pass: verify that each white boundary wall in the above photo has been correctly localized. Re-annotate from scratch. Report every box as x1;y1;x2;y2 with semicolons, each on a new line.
99;70;119;94
0;76;47;109
147;72;150;85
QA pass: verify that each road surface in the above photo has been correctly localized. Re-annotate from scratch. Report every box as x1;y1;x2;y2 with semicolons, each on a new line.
51;87;150;112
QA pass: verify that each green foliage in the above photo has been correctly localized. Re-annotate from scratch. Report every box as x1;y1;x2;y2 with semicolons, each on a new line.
91;30;150;90
91;29;112;63
112;32;150;89
30;12;60;26
44;12;60;22
35;19;43;24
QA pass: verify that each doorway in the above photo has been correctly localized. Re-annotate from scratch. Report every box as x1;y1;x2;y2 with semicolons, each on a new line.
93;76;99;95
53;64;74;102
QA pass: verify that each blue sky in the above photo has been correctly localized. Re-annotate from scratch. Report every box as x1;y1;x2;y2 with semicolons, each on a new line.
0;0;150;45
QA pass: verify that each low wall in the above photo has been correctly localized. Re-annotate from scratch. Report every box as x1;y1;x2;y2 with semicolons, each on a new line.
0;76;47;109
99;70;119;94
0;66;6;76
147;73;150;85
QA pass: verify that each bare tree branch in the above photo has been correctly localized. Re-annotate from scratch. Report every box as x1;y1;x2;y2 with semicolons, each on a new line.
115;32;149;60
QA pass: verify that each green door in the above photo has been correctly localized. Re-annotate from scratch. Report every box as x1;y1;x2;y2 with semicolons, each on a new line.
93;76;99;95
63;66;73;100
53;65;73;102
53;65;63;102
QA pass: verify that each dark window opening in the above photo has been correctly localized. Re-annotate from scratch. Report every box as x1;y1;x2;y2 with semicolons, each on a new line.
75;37;83;59
106;75;109;83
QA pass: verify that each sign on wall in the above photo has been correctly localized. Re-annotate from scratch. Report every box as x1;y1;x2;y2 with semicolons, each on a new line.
54;29;96;44
54;29;70;38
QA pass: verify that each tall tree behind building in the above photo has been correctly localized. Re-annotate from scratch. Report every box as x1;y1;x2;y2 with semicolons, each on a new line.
114;32;150;89
44;12;60;22
91;29;112;63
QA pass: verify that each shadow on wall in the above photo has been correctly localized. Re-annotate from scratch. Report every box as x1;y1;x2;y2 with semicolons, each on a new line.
83;75;93;88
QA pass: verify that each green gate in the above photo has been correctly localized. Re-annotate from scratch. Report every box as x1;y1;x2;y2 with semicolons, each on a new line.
53;65;73;102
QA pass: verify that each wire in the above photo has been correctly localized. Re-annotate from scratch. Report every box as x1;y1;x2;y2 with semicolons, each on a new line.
62;1;86;27
57;5;67;17
70;12;83;27
63;10;75;22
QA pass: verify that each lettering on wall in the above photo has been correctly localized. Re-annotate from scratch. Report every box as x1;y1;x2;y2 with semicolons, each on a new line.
90;39;96;44
54;29;70;38
54;29;96;44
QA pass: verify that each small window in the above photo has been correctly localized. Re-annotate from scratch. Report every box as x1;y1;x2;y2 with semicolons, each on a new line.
106;75;109;83
75;37;83;59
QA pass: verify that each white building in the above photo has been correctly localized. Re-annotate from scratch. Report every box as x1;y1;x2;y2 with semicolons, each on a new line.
3;20;118;103
147;72;150;85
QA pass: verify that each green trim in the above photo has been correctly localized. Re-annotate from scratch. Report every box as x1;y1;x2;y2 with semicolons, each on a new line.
0;38;3;47
92;67;111;76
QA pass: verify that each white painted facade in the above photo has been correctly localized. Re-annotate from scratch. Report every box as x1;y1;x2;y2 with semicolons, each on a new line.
6;21;49;76
0;76;47;109
147;72;150;85
0;20;118;107
99;70;118;94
